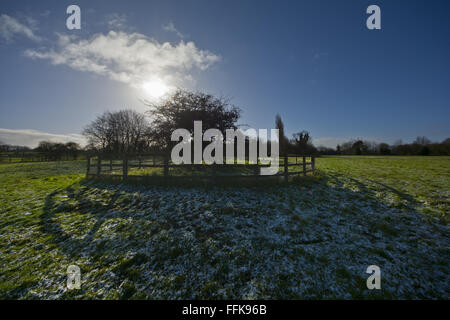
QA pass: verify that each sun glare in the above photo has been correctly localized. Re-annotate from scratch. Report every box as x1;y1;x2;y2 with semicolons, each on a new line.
141;80;170;99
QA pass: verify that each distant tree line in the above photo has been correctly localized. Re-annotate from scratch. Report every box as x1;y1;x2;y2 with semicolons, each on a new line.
0;143;31;152
316;137;450;156
0;141;83;162
35;141;82;160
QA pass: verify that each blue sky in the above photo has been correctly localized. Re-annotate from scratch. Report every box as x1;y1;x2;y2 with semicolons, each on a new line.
0;0;449;148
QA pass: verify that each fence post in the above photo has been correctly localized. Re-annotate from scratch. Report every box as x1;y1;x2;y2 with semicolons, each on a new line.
163;154;169;179
303;156;306;176
253;164;259;177
284;154;288;182
97;156;101;176
110;159;113;171
123;156;128;180
311;156;315;173
86;156;91;178
212;163;217;177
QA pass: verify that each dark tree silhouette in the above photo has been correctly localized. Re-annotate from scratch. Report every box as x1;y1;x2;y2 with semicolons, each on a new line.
275;114;289;156
146;89;241;150
65;142;81;160
35;141;82;160
414;136;431;145
351;140;367;155
378;143;391;155
292;131;310;145
290;130;316;154
83;109;150;155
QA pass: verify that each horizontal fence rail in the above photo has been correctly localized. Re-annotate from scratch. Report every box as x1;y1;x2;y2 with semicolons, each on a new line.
86;153;315;182
0;152;85;163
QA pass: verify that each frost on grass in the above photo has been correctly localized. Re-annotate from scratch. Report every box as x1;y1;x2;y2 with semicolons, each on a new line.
1;177;448;299
0;159;448;299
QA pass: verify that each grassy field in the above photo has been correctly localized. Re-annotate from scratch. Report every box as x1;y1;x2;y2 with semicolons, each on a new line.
318;156;449;220
0;156;448;299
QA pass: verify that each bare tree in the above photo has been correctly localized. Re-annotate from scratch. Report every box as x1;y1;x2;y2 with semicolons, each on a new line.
83;109;150;155
414;136;431;145
291;130;316;154
292;131;310;145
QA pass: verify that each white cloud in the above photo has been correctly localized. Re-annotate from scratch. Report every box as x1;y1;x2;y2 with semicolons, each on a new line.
0;128;86;148
163;21;186;38
105;13;128;30
24;30;220;89
0;14;40;42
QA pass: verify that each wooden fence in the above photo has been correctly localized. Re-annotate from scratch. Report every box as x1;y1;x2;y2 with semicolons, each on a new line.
0;152;84;163
86;153;315;182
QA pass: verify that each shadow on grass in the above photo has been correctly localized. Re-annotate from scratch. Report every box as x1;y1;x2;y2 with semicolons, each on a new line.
41;181;147;259
319;171;419;210
36;172;440;299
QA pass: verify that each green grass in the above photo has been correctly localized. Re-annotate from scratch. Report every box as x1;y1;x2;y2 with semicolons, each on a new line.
0;156;448;299
0;161;86;298
316;156;449;221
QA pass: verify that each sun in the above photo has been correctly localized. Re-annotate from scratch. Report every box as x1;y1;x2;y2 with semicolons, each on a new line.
141;79;170;99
